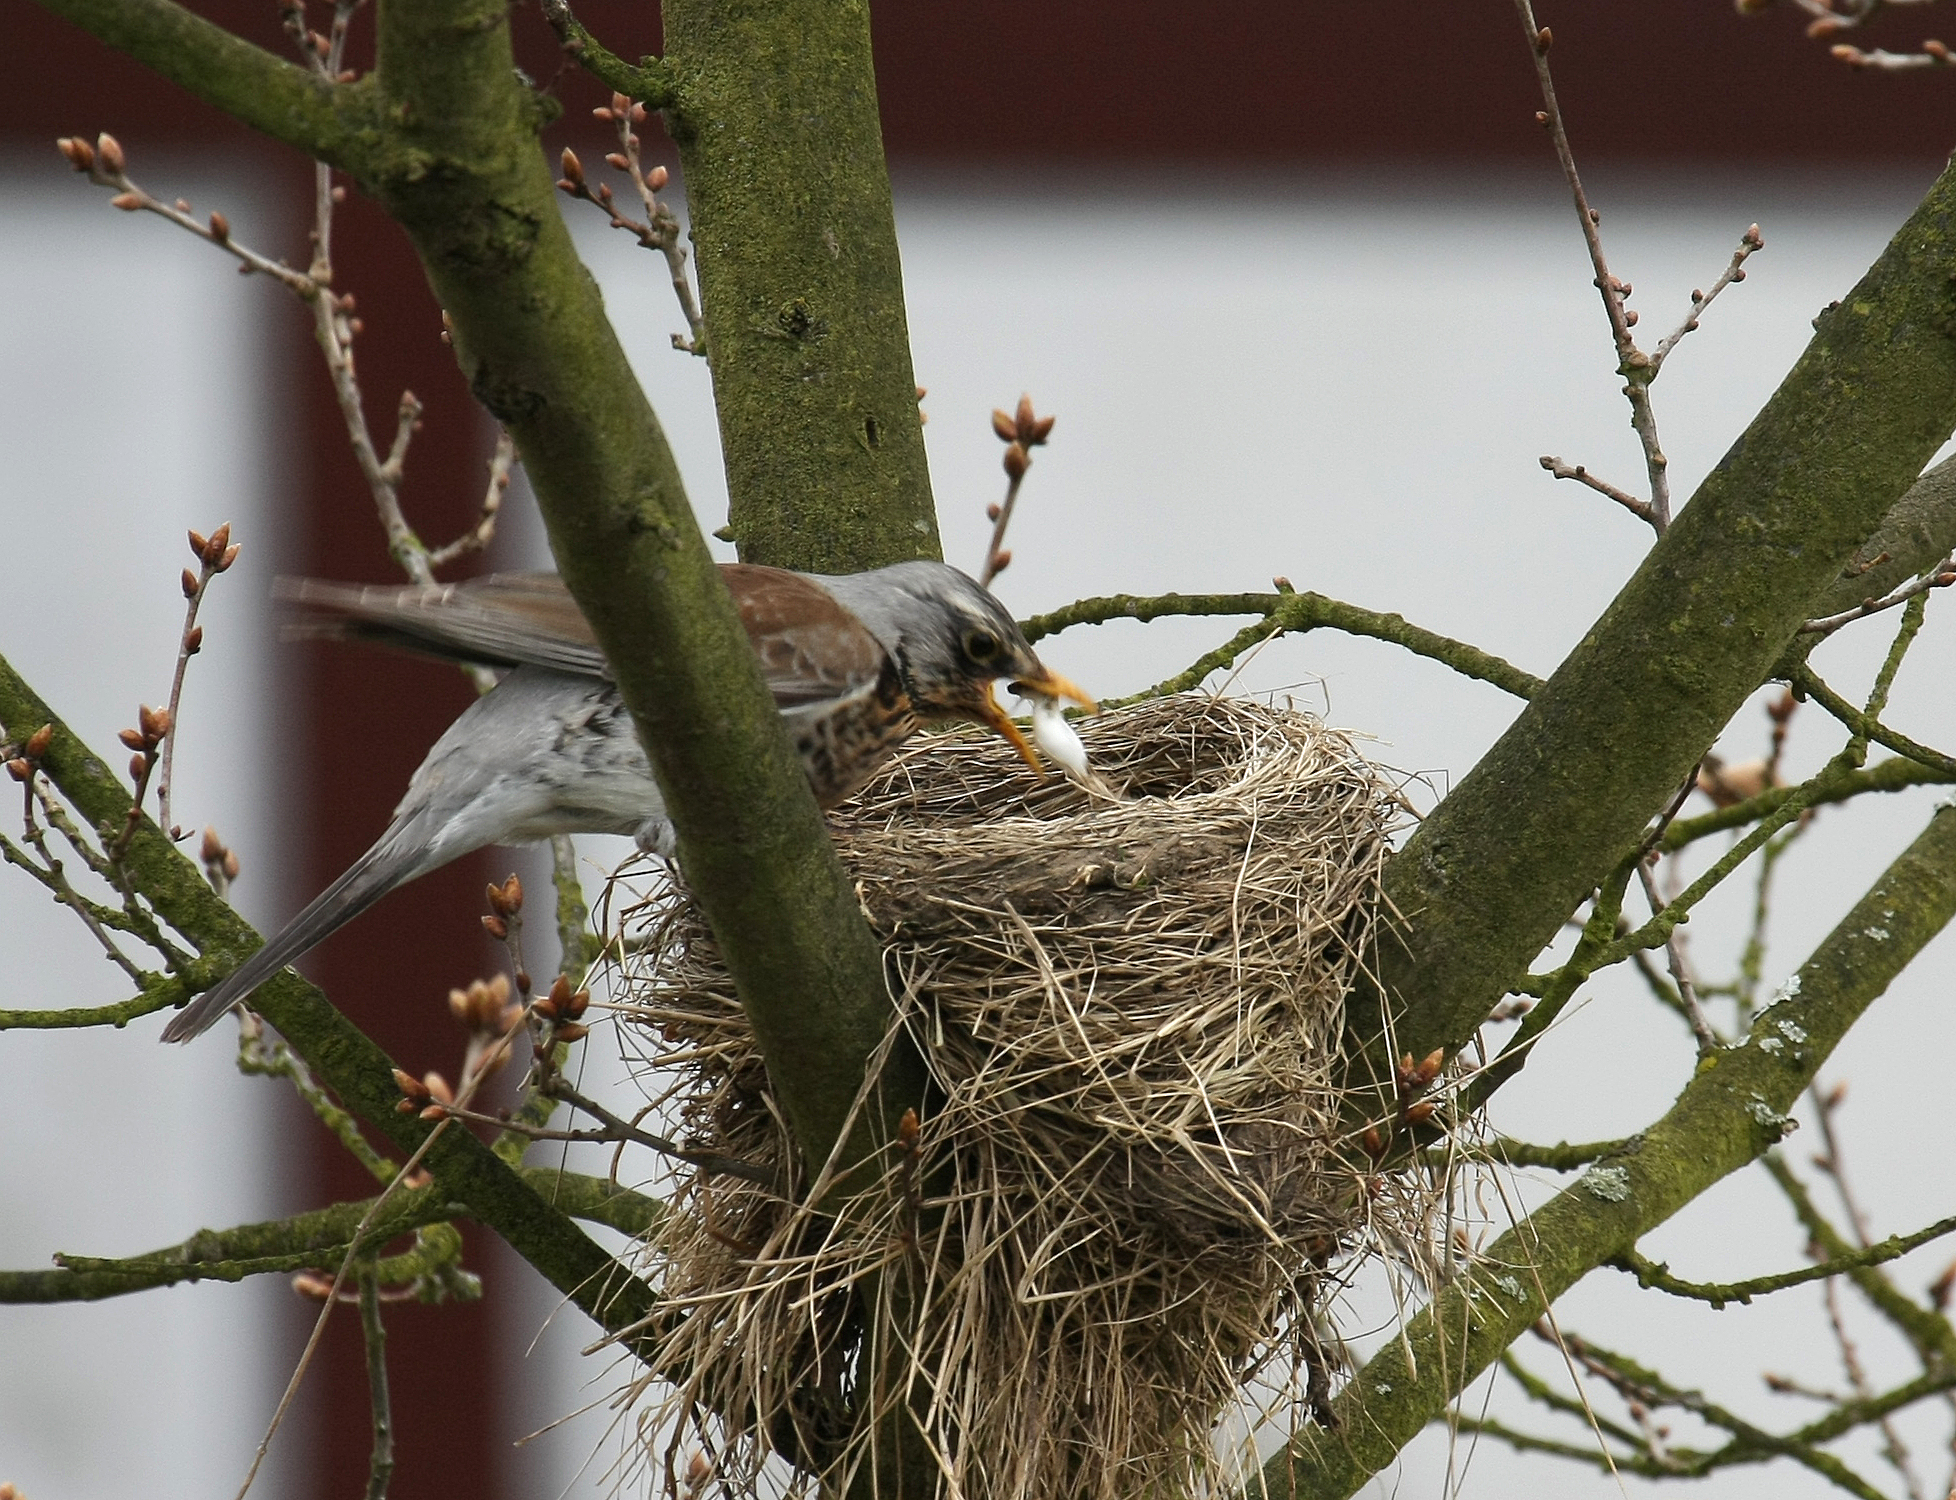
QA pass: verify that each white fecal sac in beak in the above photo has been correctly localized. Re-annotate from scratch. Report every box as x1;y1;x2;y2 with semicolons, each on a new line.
1027;696;1090;778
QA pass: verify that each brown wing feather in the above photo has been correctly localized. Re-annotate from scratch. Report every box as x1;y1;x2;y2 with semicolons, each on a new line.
279;564;891;708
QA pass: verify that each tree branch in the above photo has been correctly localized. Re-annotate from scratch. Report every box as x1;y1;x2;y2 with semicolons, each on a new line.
537;0;676;107
1261;800;1956;1500
0;653;663;1344
1609;1211;1956;1308
662;0;941;569
1361;153;1956;1085
26;0;376;171
1020;589;1545;699
0;1167;660;1304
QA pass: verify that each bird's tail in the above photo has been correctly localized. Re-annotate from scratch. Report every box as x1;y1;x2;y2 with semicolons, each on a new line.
159;832;427;1043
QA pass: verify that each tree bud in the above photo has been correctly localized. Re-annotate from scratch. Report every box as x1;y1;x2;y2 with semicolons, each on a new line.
25;724;52;760
185;626;204;654
96;132;125;174
991;408;1017;443
58;136;96;171
560;147;584;188
128;752;148;781
208;210;230;243
181;567;200;598
110;193;142;212
1003;442;1029;480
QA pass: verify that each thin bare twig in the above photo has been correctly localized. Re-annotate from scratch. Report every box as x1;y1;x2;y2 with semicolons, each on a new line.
359;1270;395;1500
556;97;708;356
980;396;1054;586
1802;553;1955;636
1538;456;1652;524
1637;857;1720;1053
1513;7;1763;536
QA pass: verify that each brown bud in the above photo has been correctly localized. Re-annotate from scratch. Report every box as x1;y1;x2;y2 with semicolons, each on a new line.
604;152;630;171
985;503;1001;521
110;192;143;211
218;543;241;572
990;549;1012;574
1272;576;1293;592
1361;1124;1385;1160
532;995;560;1022
5;758;31;782
391;1067;429;1100
1014;394;1038;443
96;132;125;174
1926;37;1950;59
647;163;670;191
1623;310;1639;327
1807;13;1844;36
188;528;209;560
291;1270;336;1301
500;873;523;912
554;1022;589;1042
222;850;240;880
610;91;631;113
592;105;615;121
185;626;204;654
991;408;1017;443
565;988;590;1019
395;1098;417;1113
1003;442;1029;480
560;147;585;188
898;1106;921;1148
1416;1047;1446;1086
201;826;224;862
685;1450;714;1491
419;1103;448;1120
629;101;648;123
118;728;146;751
25;724;52;761
331;185;347;204
208;210;230;243
548;974;573;1009
128;752;148;781
1404;1099;1437;1126
181;567;200;599
401;1167;433;1189
514;968;531;995
1535;110;1550;127
1029;414;1056;444
1929;1260;1956;1311
1534;25;1551;52
422;1072;454;1105
482;913;508;940
58;135;96;171
138;704;171;742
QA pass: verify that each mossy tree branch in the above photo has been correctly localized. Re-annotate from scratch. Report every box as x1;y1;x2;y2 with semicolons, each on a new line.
1021;589;1545;700
660;0;941;570
0;1166;660;1304
0;654;662;1347
28;0;380;169
1361;156;1956;1085
1259;802;1956;1500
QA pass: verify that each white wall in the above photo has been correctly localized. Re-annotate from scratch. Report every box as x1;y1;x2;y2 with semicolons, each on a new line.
0;166;299;1498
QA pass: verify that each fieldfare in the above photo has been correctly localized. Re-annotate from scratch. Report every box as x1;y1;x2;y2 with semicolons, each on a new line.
161;560;1093;1043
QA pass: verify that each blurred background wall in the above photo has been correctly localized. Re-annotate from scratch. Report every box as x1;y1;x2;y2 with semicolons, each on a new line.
3;3;1953;1498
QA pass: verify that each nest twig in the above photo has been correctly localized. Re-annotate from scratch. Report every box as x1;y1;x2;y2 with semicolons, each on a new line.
607;695;1424;1500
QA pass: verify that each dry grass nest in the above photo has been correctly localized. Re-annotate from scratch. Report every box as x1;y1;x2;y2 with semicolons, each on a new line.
607;694;1429;1500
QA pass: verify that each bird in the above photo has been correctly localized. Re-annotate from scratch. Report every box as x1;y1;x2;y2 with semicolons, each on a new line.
161;559;1093;1043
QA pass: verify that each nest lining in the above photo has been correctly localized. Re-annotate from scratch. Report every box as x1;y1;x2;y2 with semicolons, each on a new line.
606;694;1415;1500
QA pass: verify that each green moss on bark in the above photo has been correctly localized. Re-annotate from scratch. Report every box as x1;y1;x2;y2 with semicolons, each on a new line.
661;0;940;571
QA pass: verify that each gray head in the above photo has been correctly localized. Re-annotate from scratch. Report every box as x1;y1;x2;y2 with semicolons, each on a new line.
819;561;1095;760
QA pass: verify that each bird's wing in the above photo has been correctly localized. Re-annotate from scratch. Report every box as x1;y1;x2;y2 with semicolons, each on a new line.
722;564;892;706
278;573;610;677
278;565;892;706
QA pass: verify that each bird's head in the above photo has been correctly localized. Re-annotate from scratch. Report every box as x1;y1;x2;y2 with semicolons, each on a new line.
820;561;1096;772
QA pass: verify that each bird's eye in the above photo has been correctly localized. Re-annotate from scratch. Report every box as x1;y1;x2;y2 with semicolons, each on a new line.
963;629;1000;664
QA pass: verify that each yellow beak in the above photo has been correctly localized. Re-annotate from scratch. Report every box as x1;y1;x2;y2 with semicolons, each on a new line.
972;669;1098;776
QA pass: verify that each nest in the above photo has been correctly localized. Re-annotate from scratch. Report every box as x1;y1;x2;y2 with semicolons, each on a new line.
607;694;1415;1500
